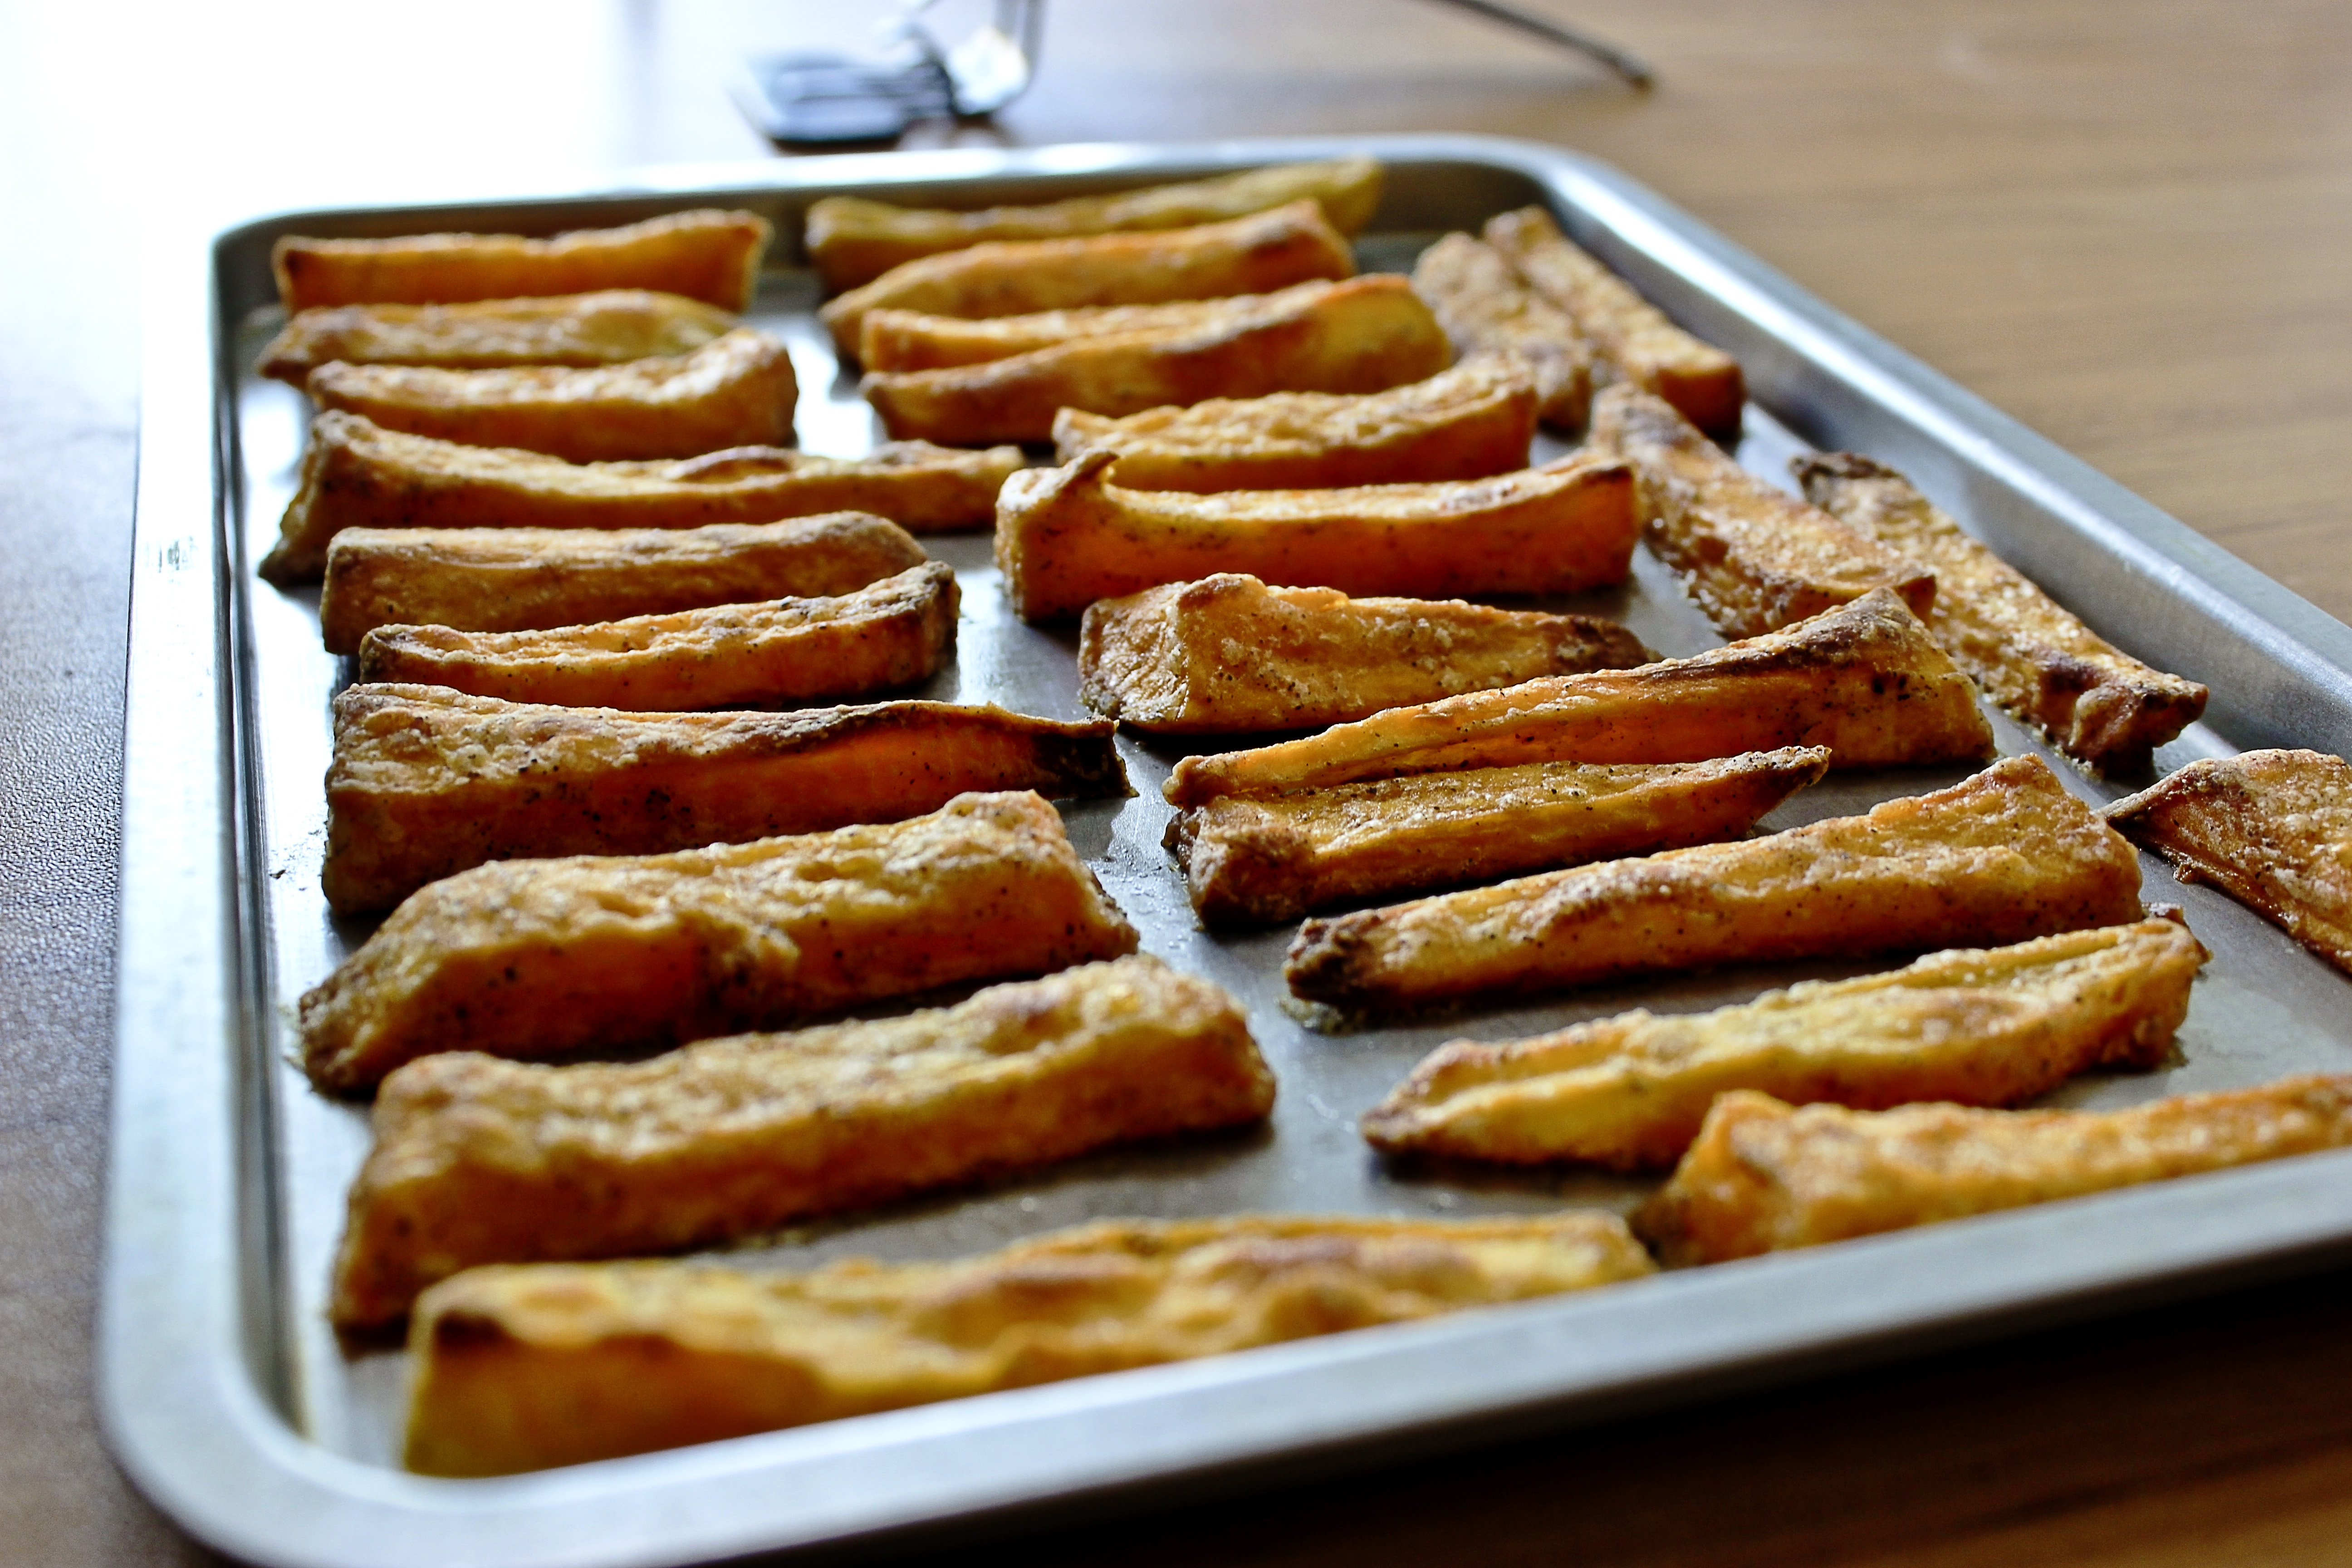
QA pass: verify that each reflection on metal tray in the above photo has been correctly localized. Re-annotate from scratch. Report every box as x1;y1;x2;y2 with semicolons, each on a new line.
104;136;2352;1568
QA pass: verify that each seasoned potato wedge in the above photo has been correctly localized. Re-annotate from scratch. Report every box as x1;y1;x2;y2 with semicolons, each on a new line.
332;956;1274;1328
257;289;735;384
1171;748;1829;926
1052;354;1536;492
1081;573;1648;735
1410;232;1593;430
1366;919;2203;1170
2107;750;2352;972
1589;385;1933;637
998;449;1635;622
862;276;1451;446
354;561;956;710
1483;206;1743;436
1638;1073;2352;1265
261;413;1016;583
306;327;796;464
1796;452;2208;774
818;200;1354;356
403;1210;1651;1476
318;514;928;655
806;157;1384;289
1164;588;1991;807
860;295;1321;372
1285;755;2145;1012
321;686;1128;914
299;791;1138;1093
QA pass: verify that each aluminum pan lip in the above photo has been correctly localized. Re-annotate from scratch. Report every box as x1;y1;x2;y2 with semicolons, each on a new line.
101;132;2352;1568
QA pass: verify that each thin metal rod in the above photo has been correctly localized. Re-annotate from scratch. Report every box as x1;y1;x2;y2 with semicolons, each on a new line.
1422;0;1655;88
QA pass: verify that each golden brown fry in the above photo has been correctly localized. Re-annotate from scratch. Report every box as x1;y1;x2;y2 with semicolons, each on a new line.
272;209;772;313
861;296;1296;372
1796;452;2208;773
2107;750;2352;972
260;413;1017;583
1366;919;2204;1171
256;290;735;384
299;791;1138;1094
862;276;1451;446
1171;748;1830;926
320;687;1129;914
1482;206;1744;436
818;200;1355;356
1410;232;1593;430
1637;1073;2352;1266
806;157;1385;289
332;956;1274;1328
1163;588;1990;807
1589;385;1933;638
353;561;956;711
1052;354;1536;492
998;449;1634;623
1081;573;1648;735
402;1209;1651;1476
305;327;796;464
1284;755;2144;1013
317;514;928;656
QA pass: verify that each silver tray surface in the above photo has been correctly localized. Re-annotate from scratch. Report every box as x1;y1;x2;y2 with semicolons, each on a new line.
103;134;2352;1568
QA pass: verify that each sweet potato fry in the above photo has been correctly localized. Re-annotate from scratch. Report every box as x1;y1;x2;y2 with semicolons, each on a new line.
260;413;1016;583
299;790;1138;1093
305;327;796;464
1163;588;1991;807
806;157;1384;289
1284;755;2144;1013
998;449;1634;622
1638;1073;2352;1266
862;276;1451;446
1366;918;2204;1170
1410;232;1593;430
272;208;772;313
1483;206;1744;436
402;1210;1651;1475
1171;748;1830;926
256;289;735;385
321;686;1129;914
331;956;1274;1328
1081;573;1648;735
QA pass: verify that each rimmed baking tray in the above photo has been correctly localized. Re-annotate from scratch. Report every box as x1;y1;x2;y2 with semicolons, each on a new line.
102;134;2352;1568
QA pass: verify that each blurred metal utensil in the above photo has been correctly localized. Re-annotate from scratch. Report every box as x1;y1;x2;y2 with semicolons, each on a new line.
737;0;1045;147
1423;0;1655;88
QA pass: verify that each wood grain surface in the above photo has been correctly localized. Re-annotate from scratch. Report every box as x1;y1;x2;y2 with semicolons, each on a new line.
3;2;2350;1563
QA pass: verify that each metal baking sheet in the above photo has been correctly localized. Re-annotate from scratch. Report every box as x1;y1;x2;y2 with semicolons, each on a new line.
103;135;2352;1568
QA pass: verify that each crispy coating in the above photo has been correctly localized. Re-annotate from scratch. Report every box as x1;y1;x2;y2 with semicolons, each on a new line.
256;290;735;384
1052;355;1536;492
320;686;1129;914
1410;233;1593;430
806;157;1384;289
402;1209;1652;1476
862;276;1451;446
272;209;772;313
1171;748;1830;926
332;956;1274;1328
1588;386;1933;638
261;414;1016;582
998;449;1635;622
1482;206;1744;436
354;561;956;710
1284;755;2145;1012
1163;588;1991;807
818;200;1355;356
305;327;796;464
1367;919;2204;1170
1796;453;2208;774
1080;573;1649;735
2107;750;2352;972
1638;1073;2352;1265
861;295;1316;372
299;790;1138;1093
318;514;928;655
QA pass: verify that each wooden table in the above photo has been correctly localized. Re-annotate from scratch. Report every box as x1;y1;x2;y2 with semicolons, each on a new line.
6;2;2351;1562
